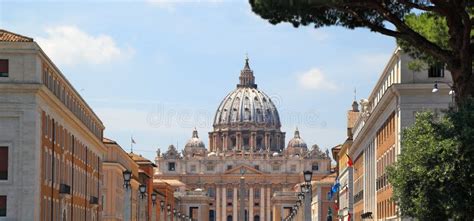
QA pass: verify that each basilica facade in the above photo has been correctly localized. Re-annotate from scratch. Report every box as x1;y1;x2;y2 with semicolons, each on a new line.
154;59;332;221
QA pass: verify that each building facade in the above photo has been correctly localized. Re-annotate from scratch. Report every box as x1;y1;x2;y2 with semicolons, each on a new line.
0;30;107;221
154;59;333;221
340;48;452;221
102;138;143;221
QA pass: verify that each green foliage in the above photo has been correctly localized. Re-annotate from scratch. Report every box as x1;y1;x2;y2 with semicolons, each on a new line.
388;99;474;220
397;12;450;65
407;59;428;72
250;0;409;30
250;0;474;102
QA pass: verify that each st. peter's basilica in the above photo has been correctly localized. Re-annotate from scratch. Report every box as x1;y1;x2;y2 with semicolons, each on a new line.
154;58;332;221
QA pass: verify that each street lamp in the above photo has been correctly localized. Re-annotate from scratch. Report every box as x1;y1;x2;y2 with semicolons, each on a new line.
167;204;171;215
160;200;165;211
432;81;456;99
303;170;312;183
151;192;157;205
123;170;132;189
139;184;147;199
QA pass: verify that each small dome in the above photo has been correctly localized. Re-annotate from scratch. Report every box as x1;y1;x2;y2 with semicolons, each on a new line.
184;128;206;157
185;128;205;149
287;128;308;149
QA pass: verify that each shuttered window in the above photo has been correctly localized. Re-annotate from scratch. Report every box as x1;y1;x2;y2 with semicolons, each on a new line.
0;147;8;180
0;60;8;77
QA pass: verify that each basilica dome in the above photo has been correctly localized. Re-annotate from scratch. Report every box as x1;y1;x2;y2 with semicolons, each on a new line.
213;58;281;129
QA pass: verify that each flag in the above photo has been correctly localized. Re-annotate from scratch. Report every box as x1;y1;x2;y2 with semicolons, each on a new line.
346;153;353;167
131;137;136;144
347;213;351;221
334;202;339;212
331;178;340;194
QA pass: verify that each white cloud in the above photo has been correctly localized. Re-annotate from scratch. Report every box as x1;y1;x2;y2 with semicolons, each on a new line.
36;25;132;66
297;68;337;90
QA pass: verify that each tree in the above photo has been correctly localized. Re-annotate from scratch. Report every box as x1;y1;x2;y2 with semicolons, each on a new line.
249;0;473;104
387;100;474;220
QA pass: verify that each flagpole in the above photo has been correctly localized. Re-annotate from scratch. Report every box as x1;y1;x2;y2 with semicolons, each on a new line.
131;135;134;153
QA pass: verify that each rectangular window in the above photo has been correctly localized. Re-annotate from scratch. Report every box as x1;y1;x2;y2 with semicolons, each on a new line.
290;165;296;172
227;165;233;170
0;196;6;216
168;162;175;171
206;164;214;171
0;147;8;180
428;63;445;78
312;163;319;171
190;165;196;172
272;165;280;171
0;60;8;77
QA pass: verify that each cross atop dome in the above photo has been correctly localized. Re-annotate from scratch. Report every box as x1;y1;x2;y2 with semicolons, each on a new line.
238;56;257;88
294;127;300;138
192;127;199;138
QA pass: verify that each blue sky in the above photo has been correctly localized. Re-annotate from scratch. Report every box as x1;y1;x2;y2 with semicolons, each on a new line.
1;0;396;160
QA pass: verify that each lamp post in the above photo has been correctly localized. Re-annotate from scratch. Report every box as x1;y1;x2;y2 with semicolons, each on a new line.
151;192;157;221
160;200;165;221
122;170;132;221
432;81;456;106
138;184;147;221
303;170;313;221
167;204;171;221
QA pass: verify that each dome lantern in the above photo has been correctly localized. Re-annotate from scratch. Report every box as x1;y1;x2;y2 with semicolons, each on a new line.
238;57;257;88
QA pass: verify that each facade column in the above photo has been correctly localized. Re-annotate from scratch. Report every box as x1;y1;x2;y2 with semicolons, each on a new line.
266;187;271;221
210;133;214;152
222;186;227;220
264;133;270;151
276;134;281;151
249;187;254;221
225;133;230;152
216;187;221;221
260;187;265;221
233;187;238;221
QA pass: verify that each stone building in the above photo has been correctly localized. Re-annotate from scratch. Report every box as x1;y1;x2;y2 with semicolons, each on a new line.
338;48;452;221
0;29;106;221
155;58;333;221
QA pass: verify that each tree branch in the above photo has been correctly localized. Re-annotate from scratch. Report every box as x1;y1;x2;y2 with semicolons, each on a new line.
397;0;440;12
370;3;453;62
344;8;403;38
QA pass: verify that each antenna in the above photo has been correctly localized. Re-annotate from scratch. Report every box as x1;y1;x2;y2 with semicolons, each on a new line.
353;87;357;101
